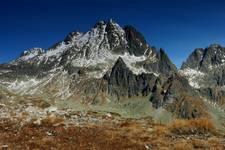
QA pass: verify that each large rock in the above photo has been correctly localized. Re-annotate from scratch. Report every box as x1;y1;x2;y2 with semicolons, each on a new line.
104;57;157;100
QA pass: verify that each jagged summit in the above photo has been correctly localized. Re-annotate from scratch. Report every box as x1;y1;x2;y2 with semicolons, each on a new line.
20;48;45;57
7;20;177;79
124;25;149;56
180;44;225;89
11;48;45;64
12;20;150;66
0;20;177;88
181;44;225;71
208;43;222;48
114;57;127;69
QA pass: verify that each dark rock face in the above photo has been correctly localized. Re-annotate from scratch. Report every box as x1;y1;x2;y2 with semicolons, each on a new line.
157;49;177;76
104;57;157;100
163;73;197;97
143;48;177;77
64;31;82;44
150;73;206;119
0;64;37;80
182;44;225;72
181;48;204;70
101;58;206;119
0;62;54;81
150;74;190;107
213;69;225;86
124;26;149;56
199;87;225;104
150;79;164;108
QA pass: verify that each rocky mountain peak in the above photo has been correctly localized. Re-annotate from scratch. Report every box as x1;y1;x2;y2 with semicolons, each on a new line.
113;57;128;70
158;48;170;61
64;31;83;44
16;48;45;63
3;20;177;86
180;44;225;90
20;48;45;57
94;20;106;27
92;19;151;56
208;43;222;49
124;25;149;56
142;48;177;76
181;44;225;72
12;20;156;68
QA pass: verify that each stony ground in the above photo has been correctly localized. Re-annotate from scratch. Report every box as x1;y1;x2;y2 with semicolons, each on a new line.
0;107;224;150
0;94;224;150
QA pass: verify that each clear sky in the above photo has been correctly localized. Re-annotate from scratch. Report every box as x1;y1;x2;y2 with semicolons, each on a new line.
0;0;225;67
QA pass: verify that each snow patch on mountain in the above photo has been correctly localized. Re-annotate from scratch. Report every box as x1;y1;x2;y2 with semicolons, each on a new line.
107;20;128;48
2;68;73;99
120;53;154;75
8;79;41;94
71;51;156;78
179;68;205;89
0;70;12;75
46;42;68;58
208;63;225;70
12;48;45;63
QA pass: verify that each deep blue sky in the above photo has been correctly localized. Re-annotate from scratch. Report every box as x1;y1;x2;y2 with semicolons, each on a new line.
0;0;225;67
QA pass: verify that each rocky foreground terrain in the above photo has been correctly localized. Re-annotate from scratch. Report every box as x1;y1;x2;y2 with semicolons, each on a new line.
0;102;224;150
0;20;225;149
0;109;224;149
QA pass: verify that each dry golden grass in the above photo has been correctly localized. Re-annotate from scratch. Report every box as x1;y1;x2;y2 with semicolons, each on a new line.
169;118;216;135
173;140;193;150
208;137;225;150
172;94;209;119
0;116;224;149
191;139;209;149
40;115;65;126
152;125;168;137
0;120;146;150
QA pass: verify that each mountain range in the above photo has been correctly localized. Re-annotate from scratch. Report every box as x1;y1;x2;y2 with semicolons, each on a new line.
0;20;225;128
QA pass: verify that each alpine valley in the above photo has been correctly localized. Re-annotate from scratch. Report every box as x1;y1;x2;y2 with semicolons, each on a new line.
0;20;225;149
